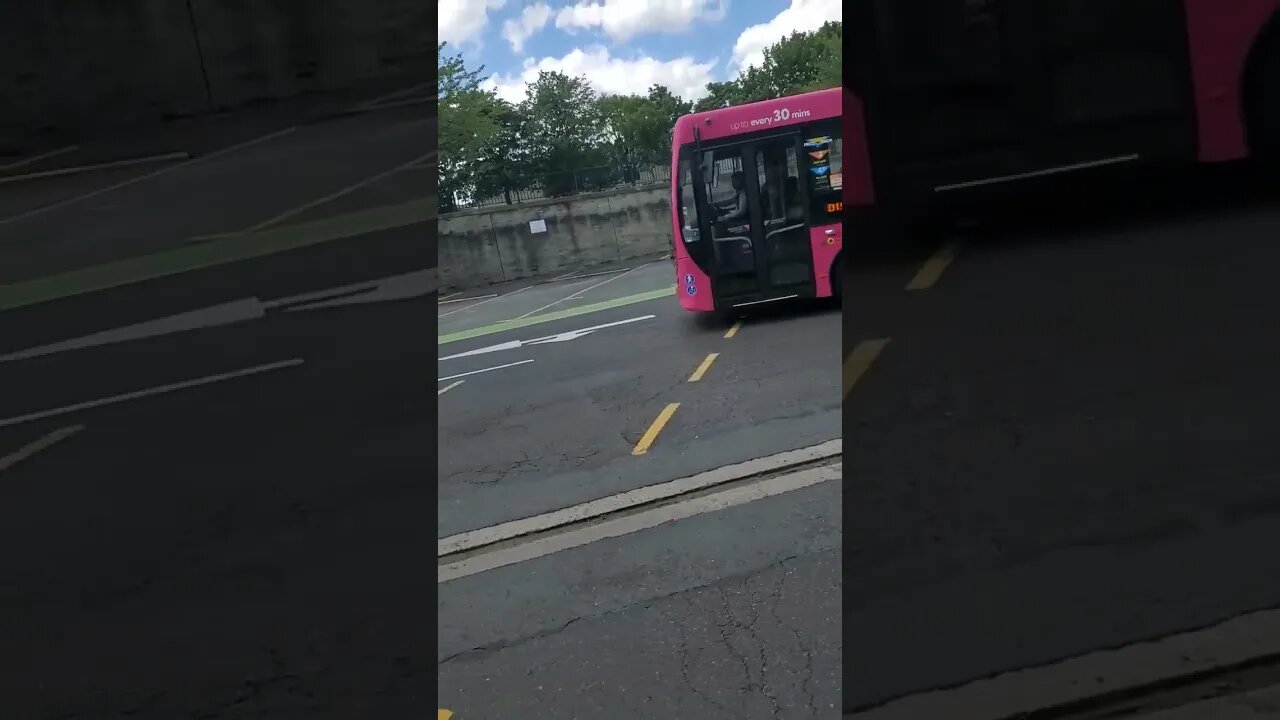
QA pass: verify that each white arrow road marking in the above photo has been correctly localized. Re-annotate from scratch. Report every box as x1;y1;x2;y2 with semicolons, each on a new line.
438;315;655;361
282;268;436;311
0;269;435;363
0;299;266;363
438;359;534;382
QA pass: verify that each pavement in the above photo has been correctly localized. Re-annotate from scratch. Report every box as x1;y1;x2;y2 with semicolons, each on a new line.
843;161;1280;717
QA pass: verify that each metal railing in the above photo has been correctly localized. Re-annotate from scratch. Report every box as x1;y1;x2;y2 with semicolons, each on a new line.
446;163;671;211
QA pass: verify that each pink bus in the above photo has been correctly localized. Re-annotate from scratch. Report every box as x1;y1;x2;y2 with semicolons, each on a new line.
670;87;843;314
844;1;1280;233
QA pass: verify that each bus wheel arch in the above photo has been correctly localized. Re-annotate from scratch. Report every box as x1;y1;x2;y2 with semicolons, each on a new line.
1242;10;1280;160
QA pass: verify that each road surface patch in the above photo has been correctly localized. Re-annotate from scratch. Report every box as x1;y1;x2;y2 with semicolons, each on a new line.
438;458;841;583
0;359;303;429
844;338;890;399
0;198;436;312
0;425;84;473
906;241;961;290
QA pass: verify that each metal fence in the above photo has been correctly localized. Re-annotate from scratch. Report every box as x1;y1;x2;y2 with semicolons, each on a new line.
450;163;671;211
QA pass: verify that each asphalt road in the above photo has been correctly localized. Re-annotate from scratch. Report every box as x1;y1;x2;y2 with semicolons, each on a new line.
844;162;1280;713
438;263;841;535
0;88;847;719
0;92;440;719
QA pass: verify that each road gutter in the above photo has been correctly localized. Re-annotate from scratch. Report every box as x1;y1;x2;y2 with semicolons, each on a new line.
438;438;842;558
850;606;1280;720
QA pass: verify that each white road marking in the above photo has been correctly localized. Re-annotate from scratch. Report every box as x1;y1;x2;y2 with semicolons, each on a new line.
515;265;645;320
438;293;496;305
245;150;437;232
0;127;297;225
438;315;655;361
0;270;435;362
0;145;79;171
437;380;465;395
439;439;842;556
439;291;464;301
438;461;841;583
438;284;533;318
356;81;436;110
437;359;533;382
0;359;304;429
0;152;190;186
0;299;266;363
0;425;85;473
552;268;630;283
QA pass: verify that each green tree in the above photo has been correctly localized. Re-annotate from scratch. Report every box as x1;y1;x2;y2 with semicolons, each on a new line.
519;71;610;195
437;42;507;211
691;21;842;112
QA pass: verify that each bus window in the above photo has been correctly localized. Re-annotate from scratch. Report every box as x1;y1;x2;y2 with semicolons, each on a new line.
677;155;700;245
806;126;843;222
755;139;810;285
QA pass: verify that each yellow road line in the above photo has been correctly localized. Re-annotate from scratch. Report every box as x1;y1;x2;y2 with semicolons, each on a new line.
906;242;960;291
0;425;84;473
724;320;743;339
844;339;890;398
688;353;719;382
632;403;680;456
439;710;454;720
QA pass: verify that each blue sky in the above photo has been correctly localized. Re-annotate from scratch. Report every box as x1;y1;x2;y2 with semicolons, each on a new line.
439;0;841;104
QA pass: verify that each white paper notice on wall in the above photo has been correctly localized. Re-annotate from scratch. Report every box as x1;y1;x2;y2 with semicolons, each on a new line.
529;219;547;234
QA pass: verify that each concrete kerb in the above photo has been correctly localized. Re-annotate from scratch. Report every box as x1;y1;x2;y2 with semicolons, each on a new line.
438;438;842;557
850;606;1280;720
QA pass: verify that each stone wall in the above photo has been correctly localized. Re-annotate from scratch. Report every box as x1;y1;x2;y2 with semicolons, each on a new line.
439;183;674;291
0;0;431;152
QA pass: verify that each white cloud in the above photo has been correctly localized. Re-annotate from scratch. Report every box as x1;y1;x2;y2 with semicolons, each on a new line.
439;0;507;48
555;0;727;43
484;47;717;104
730;0;841;74
502;3;553;53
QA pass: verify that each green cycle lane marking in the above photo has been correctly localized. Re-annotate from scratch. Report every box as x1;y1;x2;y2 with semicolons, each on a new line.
0;197;437;312
438;286;676;345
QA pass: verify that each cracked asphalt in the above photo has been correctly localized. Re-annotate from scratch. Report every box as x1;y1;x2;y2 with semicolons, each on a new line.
437;263;841;717
844;162;1280;712
438;482;841;718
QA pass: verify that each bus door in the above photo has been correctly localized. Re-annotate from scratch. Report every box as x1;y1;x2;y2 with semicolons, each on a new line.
695;134;815;302
855;0;1196;198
